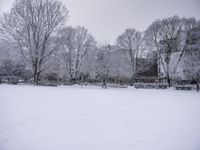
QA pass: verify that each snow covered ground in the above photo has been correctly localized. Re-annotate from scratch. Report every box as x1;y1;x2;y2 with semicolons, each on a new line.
0;84;200;150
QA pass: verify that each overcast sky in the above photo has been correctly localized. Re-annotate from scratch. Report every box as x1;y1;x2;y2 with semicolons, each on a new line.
0;0;200;44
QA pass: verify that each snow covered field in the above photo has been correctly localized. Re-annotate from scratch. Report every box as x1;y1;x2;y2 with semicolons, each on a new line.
0;84;200;150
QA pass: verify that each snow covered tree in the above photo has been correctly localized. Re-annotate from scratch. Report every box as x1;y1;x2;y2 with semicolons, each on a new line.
116;29;144;85
0;0;69;85
95;44;112;88
0;59;30;81
0;59;15;77
60;26;96;83
145;16;199;86
158;16;181;86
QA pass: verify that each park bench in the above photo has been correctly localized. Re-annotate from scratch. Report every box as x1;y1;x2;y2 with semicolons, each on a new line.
175;85;193;90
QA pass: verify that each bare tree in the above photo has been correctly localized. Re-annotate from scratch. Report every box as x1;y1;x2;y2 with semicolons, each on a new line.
145;16;199;86
116;29;143;85
145;19;163;76
183;25;200;91
60;26;76;82
173;17;199;72
0;0;69;85
61;26;96;83
158;16;182;86
95;44;112;88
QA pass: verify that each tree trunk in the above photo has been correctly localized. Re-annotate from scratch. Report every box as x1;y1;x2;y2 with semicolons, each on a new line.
102;80;107;88
33;72;37;85
130;60;135;86
33;72;40;85
130;75;134;86
196;82;199;92
33;62;40;85
167;76;171;87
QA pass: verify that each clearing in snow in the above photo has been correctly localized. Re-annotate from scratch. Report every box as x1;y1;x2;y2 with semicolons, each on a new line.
0;85;200;150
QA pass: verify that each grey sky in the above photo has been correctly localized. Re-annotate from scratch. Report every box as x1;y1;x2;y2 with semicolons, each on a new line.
0;0;200;44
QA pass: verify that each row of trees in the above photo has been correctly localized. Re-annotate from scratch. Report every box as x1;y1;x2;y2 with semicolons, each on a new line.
0;0;199;88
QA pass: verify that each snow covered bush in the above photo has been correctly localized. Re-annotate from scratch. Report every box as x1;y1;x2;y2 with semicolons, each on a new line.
7;76;19;85
174;84;194;90
107;83;128;88
135;83;168;89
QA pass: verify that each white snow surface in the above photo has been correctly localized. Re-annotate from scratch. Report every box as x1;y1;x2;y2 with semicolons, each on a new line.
0;84;200;150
